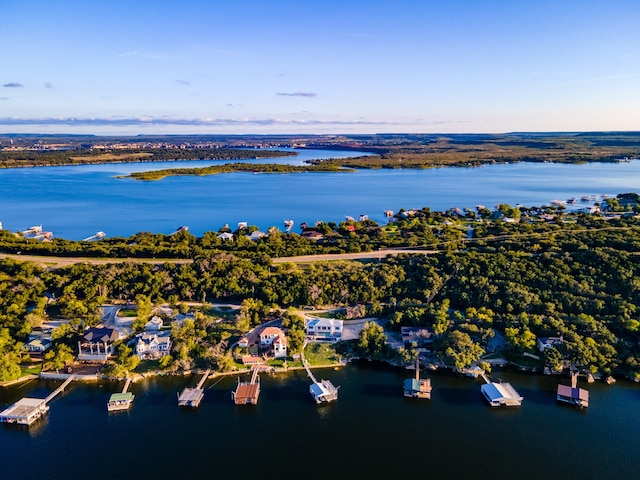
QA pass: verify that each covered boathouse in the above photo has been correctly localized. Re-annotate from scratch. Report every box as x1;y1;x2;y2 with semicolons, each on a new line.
0;398;49;425
481;381;523;407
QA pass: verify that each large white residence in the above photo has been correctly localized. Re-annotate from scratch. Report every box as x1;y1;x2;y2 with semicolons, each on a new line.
135;331;172;360
305;318;343;342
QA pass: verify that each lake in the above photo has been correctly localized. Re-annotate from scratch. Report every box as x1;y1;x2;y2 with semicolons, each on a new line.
1;363;639;480
1;149;640;239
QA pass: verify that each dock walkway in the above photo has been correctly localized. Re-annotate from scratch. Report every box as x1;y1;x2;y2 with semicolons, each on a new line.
1;375;77;426
301;344;339;404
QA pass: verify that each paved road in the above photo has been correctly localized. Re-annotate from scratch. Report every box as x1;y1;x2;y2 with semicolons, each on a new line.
0;248;435;267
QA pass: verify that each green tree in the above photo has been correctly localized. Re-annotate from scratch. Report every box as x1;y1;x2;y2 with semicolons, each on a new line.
281;308;306;354
439;330;484;372
104;342;140;378
357;322;389;360
43;344;74;373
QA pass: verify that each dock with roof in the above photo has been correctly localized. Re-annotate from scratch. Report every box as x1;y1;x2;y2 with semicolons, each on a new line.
1;375;76;426
107;377;134;412
232;366;261;405
177;368;211;408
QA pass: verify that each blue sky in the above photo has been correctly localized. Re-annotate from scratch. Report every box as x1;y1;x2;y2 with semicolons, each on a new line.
1;0;639;134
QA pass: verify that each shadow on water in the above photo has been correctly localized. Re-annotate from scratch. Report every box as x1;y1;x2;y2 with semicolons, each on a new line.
436;387;482;405
361;383;401;398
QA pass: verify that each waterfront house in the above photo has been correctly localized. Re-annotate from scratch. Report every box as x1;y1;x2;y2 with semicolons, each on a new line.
401;327;434;350
305;318;343;342
218;232;234;241
259;327;287;358
537;336;564;352
25;337;53;353
25;328;53;353
77;327;119;362
135;331;172;359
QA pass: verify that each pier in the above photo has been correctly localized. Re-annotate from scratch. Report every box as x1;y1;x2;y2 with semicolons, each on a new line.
557;372;589;408
107;376;134;412
232;366;261;405
178;368;211;408
0;375;76;426
301;346;339;404
403;357;431;399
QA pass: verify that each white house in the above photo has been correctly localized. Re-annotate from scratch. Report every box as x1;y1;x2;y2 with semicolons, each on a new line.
260;327;287;358
537;336;564;352
135;331;172;359
305;318;343;342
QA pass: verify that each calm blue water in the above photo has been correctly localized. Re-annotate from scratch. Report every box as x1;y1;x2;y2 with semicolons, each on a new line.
1;364;639;480
0;149;639;239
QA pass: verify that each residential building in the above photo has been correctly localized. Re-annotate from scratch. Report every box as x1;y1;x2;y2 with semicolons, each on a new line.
305;318;343;342
537;336;564;352
77;327;119;362
259;326;287;358
135;331;172;359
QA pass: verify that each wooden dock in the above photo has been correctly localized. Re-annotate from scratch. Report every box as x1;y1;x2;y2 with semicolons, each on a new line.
1;375;77;426
44;375;76;403
107;377;134;412
232;366;261;405
178;368;211;408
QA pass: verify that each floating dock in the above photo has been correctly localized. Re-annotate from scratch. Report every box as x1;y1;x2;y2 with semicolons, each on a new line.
404;357;431;399
0;375;76;426
178;368;210;408
107;377;134;412
232;366;261;405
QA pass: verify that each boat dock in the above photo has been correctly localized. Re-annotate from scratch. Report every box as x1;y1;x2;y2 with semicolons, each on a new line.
403;357;431;399
232;366;261;405
481;379;523;407
557;372;589;408
178;368;211;408
107;377;134;412
1;375;76;426
301;348;338;404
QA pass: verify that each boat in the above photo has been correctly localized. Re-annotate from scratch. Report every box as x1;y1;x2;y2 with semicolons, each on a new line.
82;231;106;241
567;198;577;204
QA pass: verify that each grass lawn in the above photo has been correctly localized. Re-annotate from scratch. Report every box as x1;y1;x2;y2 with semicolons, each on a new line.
117;308;138;318
20;364;42;376
304;343;342;366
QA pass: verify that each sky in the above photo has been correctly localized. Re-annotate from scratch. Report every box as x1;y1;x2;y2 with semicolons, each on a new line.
1;0;639;135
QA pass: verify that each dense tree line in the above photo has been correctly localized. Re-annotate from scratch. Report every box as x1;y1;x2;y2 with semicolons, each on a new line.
3;196;640;380
0;147;295;168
